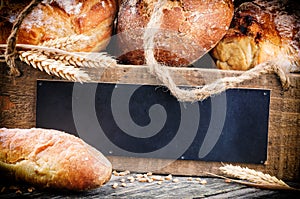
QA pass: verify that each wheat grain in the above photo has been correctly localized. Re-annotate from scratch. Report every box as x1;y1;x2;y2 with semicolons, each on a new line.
41;35;90;52
1;43;117;69
207;172;298;191
45;50;117;68
219;164;289;187
40;36;117;68
19;50;90;82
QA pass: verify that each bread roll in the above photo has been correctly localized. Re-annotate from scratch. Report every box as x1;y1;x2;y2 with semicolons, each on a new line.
211;0;300;72
117;0;234;67
0;128;112;191
0;0;117;52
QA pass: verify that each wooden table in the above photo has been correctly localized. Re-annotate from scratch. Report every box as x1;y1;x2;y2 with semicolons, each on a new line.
1;173;299;198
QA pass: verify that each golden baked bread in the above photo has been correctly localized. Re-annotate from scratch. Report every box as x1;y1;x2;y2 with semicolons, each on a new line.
117;0;234;67
0;0;117;52
211;0;300;72
0;128;112;191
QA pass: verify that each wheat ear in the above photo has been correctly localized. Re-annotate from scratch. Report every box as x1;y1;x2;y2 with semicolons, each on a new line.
40;35;117;68
207;172;298;191
41;34;90;51
207;164;300;191
219;164;289;187
0;43;117;68
49;51;117;68
19;50;90;82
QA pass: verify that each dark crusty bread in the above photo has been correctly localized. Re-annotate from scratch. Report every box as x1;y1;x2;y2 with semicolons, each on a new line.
0;128;112;191
0;0;117;52
211;0;300;72
117;0;234;67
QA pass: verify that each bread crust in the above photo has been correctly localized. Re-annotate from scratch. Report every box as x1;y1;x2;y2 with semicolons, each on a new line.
0;128;112;191
117;0;234;67
211;0;300;72
0;0;117;52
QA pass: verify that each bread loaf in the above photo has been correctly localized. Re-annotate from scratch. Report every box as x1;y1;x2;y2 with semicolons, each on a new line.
0;0;117;52
0;128;112;191
117;0;234;67
211;0;300;72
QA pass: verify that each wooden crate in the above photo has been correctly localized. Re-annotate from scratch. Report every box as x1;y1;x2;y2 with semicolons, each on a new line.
0;61;299;181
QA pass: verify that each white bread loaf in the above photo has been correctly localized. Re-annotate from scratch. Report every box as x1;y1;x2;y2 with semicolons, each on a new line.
0;0;117;52
0;128;112;191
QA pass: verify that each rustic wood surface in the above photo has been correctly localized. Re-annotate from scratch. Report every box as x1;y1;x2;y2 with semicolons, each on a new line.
0;61;299;181
0;172;299;198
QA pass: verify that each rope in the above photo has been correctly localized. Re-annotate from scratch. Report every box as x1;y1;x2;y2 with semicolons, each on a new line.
1;0;291;102
4;0;42;76
143;0;290;102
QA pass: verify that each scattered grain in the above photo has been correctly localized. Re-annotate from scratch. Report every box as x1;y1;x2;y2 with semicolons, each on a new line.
147;172;153;176
147;178;154;183
129;178;135;183
151;176;164;181
112;183;118;189
125;170;130;175
136;174;143;178
138;178;148;183
165;174;172;181
120;179;126;183
27;187;35;193
172;179;179;183
119;172;127;176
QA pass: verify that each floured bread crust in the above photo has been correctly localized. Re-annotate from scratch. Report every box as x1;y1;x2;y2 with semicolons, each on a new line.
0;128;112;191
0;0;117;52
117;0;234;67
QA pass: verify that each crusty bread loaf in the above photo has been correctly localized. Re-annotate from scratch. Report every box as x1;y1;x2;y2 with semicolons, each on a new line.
0;0;117;52
0;128;112;191
117;0;234;67
211;0;300;72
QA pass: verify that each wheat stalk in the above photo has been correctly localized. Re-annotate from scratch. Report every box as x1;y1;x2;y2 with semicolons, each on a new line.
221;164;286;186
19;50;90;82
206;164;300;191
41;34;91;51
0;43;117;68
48;51;117;68
40;35;117;68
0;34;117;82
220;164;289;187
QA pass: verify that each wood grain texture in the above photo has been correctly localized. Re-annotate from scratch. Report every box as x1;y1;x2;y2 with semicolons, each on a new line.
0;61;299;181
1;172;299;198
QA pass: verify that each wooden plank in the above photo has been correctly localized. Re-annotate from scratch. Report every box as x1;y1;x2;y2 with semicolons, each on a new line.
0;61;299;181
0;173;299;198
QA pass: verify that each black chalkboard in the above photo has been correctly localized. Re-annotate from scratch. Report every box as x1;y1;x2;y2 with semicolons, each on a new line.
36;80;270;164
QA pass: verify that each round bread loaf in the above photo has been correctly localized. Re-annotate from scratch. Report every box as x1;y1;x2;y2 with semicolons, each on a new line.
0;128;112;191
211;0;300;72
117;0;234;67
0;0;117;52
